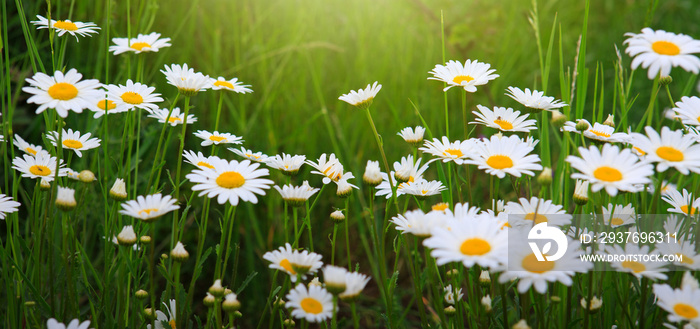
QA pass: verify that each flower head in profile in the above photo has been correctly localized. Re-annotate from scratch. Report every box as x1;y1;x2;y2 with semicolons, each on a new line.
210;77;253;93
505;87;567;113
339;272;371;301
105;79;163;112
274;181;319;207
266;153;307;175
400;180;446;199
22;69;102;118
338;81;381;110
46;129;101;157
624;28;700;79
12;152;68;182
109;32;171;55
0;194;21;220
119;193;179;222
672;96;700;127
89;95;122;118
147;107;197;126
630;126;700;175
466;134;542;179
32;15;100;40
306;153;346;184
471;105;537;132
229;146;269;163
263;243;323;282
420;136;476;164
562;119;630;143
46;318;91;329
186;158;273;206
363;160;383;186
193;130;243;147
13;134;44;156
428;59;499;92
397;126;426;147
161;63;210;96
285;283;333;323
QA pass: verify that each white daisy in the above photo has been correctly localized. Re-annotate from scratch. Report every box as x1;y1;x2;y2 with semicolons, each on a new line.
624;28;700;79
562;119;630;143
228;146;269;163
105;79;163;112
182;150;221;170
363;160;383;186
504;197;572;228
338;81;381;109
109;32;171;55
397;126;426;146
65;168;80;181
31;15;100;40
656;240;700;270
22;69;102;118
306;153;346;184
444;284;464;305
505;86;567;112
147;107;197;126
46;128;101;157
605;243;668;280
672;96;700;127
428;59;499;92
285;284;333;323
322;265;348;294
289;249;324;275
339;272;371;301
663;189;700;216
423;217;508;270
466;134;543;179
274;181;320;206
334;176;358;197
55;186;77;210
399;180;446;199
185;158;273;206
420;136;476;164
0;194;21;220
12;152;68;182
12;134;44;156
392;154;431;183
653;282;700;325
119;193;180;222
147;299;177;329
161;63;211;96
262;243;321;282
266;153;306;175
46;318;91;329
471;105;537;132
566;144;654;196
630;126;700;175
391;209;446;237
210;77;253;93
89;95;122;118
193;130;243;147
601;203;637;227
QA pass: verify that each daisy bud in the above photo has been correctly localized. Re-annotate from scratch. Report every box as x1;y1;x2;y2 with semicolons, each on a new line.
603;114;615;128
537;167;552;186
224;288;233;296
550;110;567;127
323;265;348;295
330;210;345;223
135;289;149;300
109;178;127;201
233;311;242;318
363;160;383;187
573;180;589;205
445;268;459;279
551;296;561;303
444;306;457;316
170;241;189;262
161;253;168;259
444;284;463;305
512;319;531;329
222;293;241;313
140;235;152;244
481;295;492;313
274;297;286;307
25;301;36;307
40;178;51;191
78;169;96;183
397;126;425;147
336;179;353;198
55;186;77;211
209;279;225;297
143;308;156;320
575;119;589;132
394;170;410;184
203;293;216;307
308;277;323;288
479;271;491;286
580;296;602;313
283;319;295;328
659;75;673;86
117;225;138;246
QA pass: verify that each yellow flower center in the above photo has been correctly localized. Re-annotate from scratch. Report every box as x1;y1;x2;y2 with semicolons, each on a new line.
656;146;684;162
216;171;245;189
121;91;144;105
53;20;78;31
209;135;226;142
443;149;464;157
130;42;151;51
453;75;474;84
432;203;449;212
169;319;176;329
138;208;158;216
681;205;698;215
168;117;182;124
610;217;625;226
621;260;646;273
97;99;116;111
300;297;323;314
674;303;699;319
486;155;513;169
48;82;78;101
652;41;681;56
524;213;548;224
589;130;611;138
26;147;37;155
214;80;235;89
494;119;514;130
280;259;296;274
197;161;214;169
593;166;622;182
677;253;694;265
633;146;646;156
63;139;83;149
459;238;491;256
521;253;554;273
29;165;51;176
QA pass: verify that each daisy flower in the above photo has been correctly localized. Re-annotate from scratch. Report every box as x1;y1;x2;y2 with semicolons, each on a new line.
263;243;320;282
22;69;102;118
672;96;700;127
323;265;348;294
119;193;180;222
466;134;543;179
654;282;700;325
630;126;700;175
428;59;499;92
161;63;210;96
65;168;80;181
266;153;306;175
338;81;381;110
228;146;269;163
505;86;567;112
109;32;171;55
601;203;637;227
147;107;197;126
210;77;253;93
504;197;572;227
0;194;21;220
46;318;91;329
339;272;371;301
471;105;537;132
562;119;630;143
423;217;508;270
444;284;464;305
12;134;44;156
89;95;121;118
285;284;333;323
274;181;320;207
363;160;383;186
420;136;476;164
397;126;426;146
46;128;101;157
392;154;431;183
663;189;700;216
624;28;700;79
306;153;346;184
193;130;243;147
391;209;446;237
182;150;221;170
185;159;273;206
400;180;446;199
12;152;68;182
566;144;654;196
31;15;99;40
105;79;163;112
147;299;177;329
334;175;358;197
656;240;700;270
605;243;668;280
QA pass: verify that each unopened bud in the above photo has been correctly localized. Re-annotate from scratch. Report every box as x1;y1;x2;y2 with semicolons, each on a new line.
574;180;589;205
481;295;492;313
659;75;673;86
446;269;459;279
550;110;567;127
109;178;127;201
203;293;216;307
444;305;457;316
117;225;138;246
170;241;189;262
143;308;155;320
575;120;590;132
330;210;345;223
479;271;491;286
140;235;152;244
222;293;241;313
283;319;295;327
55;186;77;211
209;279;225;297
551;296;561;303
40;179;51;191
537;167;552;186
78;170;96;183
603;114;615;128
135;289;149;300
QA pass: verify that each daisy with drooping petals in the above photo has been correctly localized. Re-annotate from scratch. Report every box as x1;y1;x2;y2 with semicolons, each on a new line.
31;15;100;40
13;134;44;156
563;119;630;143
400;180;447;199
22;69;102;118
210;77;253;93
338;81;381;110
340;272;371;301
46;129;101;157
146;299;177;329
119;193;179;222
601;203;637;227
397;126;426;146
306;153;346;184
420;136;476;165
193;130;243;147
228;146;269;163
266;153;306;175
424;217;508;270
89;94;121;118
391;209;446;237
630;126;700;175
274;181;320;206
161;63;211;96
606;243;668;280
182;150;221;170
46;318;91;329
466;135;542;179
505;86;567;112
653;281;700;325
147;107;197;126
12;152;68;182
672;96;700;127
186;159;273;206
624;28;700;79
504;197;572;228
663;189;700;216
393;154;431;183
109;32;171;55
263;243;322;282
285;284;333;323
105;79;163;112
566;144;654;196
471;105;537;132
0;194;21;220
428;59;499;92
